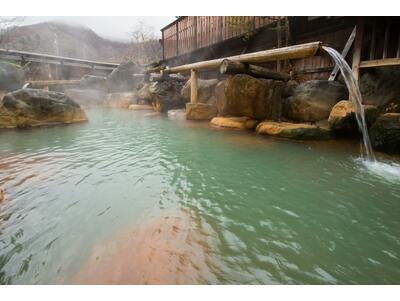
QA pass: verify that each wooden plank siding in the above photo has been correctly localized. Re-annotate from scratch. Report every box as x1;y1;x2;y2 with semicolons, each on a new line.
161;17;400;81
162;16;281;60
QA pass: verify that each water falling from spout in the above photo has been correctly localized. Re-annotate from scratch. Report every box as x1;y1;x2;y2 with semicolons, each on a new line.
322;46;375;161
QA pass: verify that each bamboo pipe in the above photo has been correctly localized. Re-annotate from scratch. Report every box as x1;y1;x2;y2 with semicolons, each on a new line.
164;42;322;74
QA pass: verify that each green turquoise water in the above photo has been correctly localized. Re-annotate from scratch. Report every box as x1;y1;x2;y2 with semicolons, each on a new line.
0;108;399;284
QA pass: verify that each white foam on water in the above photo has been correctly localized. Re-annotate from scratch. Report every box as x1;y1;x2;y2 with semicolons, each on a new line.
357;158;400;183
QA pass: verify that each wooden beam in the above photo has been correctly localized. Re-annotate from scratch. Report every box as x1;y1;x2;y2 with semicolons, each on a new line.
190;69;198;104
220;59;290;81
329;25;356;81
360;58;400;68
352;20;364;81
164;41;322;74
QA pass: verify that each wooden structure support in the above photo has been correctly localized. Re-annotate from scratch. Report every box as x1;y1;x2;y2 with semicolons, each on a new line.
359;58;400;68
27;80;80;88
220;59;290;81
329;26;356;81
163;42;322;74
351;21;364;81
190;69;198;104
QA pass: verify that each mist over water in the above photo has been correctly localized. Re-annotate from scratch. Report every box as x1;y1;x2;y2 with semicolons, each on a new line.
0;109;399;284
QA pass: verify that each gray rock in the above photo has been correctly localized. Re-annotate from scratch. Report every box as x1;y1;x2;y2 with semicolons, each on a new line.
283;80;347;122
181;78;219;104
107;62;142;93
215;74;284;120
359;66;400;107
0;61;25;92
80;75;107;92
0;88;87;128
370;113;400;154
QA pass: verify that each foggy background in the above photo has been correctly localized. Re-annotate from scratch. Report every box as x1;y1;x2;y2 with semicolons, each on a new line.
21;16;176;41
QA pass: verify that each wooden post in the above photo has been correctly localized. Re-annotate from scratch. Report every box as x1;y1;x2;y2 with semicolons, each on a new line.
162;30;165;60
277;17;282;72
397;30;400;58
329;26;356;81
383;19;390;59
369;19;377;60
176;22;179;56
193;16;198;50
352;20;364;82
190;69;198;104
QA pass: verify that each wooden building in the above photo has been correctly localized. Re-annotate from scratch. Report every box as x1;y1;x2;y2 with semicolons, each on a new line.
159;16;400;81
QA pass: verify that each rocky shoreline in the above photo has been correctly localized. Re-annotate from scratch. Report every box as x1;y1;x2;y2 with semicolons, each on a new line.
1;60;399;155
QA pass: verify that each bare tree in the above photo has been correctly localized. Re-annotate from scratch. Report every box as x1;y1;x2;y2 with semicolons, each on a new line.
124;21;162;65
0;16;25;45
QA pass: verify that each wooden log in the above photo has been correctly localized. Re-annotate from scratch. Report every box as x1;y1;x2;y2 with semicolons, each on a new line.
144;65;166;74
220;59;290;81
359;58;400;68
164;41;322;74
352;21;364;81
190;69;198;104
329;26;356;81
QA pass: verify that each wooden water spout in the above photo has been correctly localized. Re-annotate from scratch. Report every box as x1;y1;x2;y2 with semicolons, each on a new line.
151;41;323;106
163;42;322;74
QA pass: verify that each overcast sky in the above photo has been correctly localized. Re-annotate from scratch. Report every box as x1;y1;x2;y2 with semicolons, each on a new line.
21;16;176;41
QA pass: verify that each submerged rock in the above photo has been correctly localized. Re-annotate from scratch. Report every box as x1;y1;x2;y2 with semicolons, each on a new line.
168;109;186;120
0;88;87;128
107;62;142;93
128;104;154;111
0;61;25;92
256;121;332;140
186;103;218;121
284;80;347;122
181;78;219;104
328;100;378;131
105;92;136;109
215;74;284;120
370;113;400;153
210;116;259;130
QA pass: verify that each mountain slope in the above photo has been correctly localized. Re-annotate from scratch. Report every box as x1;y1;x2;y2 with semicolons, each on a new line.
0;22;130;63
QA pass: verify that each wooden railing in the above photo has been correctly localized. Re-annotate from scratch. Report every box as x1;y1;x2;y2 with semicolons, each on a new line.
161;16;282;60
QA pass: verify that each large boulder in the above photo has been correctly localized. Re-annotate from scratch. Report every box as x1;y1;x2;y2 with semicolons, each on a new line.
147;80;186;112
80;75;107;92
256;121;332;140
181;78;219;104
328;100;378;131
0;61;25;92
370;113;400;153
0;88;87;128
359;66;400;107
283;80;347;122
210;116;259;130
186;103;218;120
215;74;284;120
104;92;136;109
107;62;142;93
